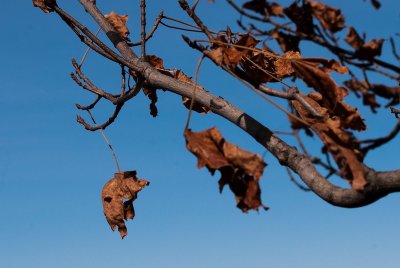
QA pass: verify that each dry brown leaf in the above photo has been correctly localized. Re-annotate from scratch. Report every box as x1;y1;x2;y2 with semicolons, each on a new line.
345;79;399;110
102;171;149;238
284;2;315;35
269;30;300;52
292;94;367;190
292;60;343;111
309;1;345;33
345;27;364;49
345;27;384;60
274;51;301;77
240;52;277;84
357;39;384;60
243;0;284;17
205;34;259;68
184;127;268;212
104;12;130;40
32;0;55;13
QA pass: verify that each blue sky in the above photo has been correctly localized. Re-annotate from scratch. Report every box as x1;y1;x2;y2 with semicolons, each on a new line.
1;1;399;268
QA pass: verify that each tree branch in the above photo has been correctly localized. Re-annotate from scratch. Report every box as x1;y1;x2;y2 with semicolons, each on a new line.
75;0;400;208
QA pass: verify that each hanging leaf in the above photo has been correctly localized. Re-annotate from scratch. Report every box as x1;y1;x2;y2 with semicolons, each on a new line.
184;127;268;212
104;12;130;40
101;171;149;238
309;1;345;33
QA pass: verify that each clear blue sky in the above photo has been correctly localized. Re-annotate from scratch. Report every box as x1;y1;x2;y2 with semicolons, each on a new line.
1;1;399;268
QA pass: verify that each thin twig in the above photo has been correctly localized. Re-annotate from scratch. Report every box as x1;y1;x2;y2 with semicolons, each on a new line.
390;37;400;61
160;21;204;33
86;110;121;172
178;0;214;40
128;11;163;46
161;15;220;35
286;167;311;192
76;95;102;111
71;59;117;103
77;104;123;131
184;55;205;131
79;27;101;68
140;0;146;58
121;65;126;95
361;121;400;154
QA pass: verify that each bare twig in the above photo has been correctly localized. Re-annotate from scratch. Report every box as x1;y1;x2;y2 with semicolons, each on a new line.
76;95;102;111
361;121;400;154
71;59;117;103
86;110;121;172
184;55;205;131
390;37;400;61
178;0;214;40
128;11;163;46
77;104;123;131
121;65;126;95
140;0;146;58
159;21;204;33
79;27;101;68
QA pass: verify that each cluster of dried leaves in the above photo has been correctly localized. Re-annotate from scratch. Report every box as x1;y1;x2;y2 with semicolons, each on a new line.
194;0;399;191
238;0;399;111
201;30;369;190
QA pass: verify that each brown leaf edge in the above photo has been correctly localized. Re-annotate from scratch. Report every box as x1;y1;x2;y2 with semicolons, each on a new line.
101;170;149;238
184;127;268;212
32;0;56;13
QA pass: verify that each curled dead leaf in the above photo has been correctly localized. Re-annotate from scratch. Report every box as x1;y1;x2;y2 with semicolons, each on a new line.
101;171;149;238
309;1;345;33
274;51;301;77
345;27;384;60
184;127;268;212
205;34;259;68
104;12;130;40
